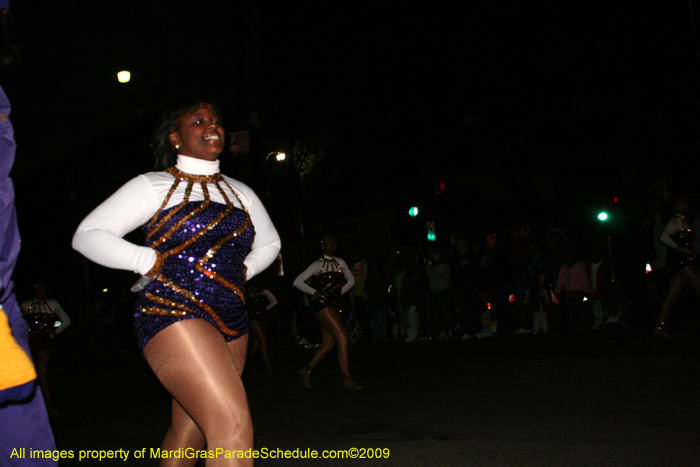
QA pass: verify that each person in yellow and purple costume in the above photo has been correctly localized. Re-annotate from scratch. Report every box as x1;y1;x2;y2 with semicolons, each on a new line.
72;99;280;466
0;4;59;462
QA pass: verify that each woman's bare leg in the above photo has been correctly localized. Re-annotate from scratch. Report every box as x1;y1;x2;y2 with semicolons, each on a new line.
312;308;360;388
299;310;336;388
158;334;249;467
677;265;700;299
658;274;686;324
144;319;252;467
314;308;350;378
304;320;335;370
159;400;205;467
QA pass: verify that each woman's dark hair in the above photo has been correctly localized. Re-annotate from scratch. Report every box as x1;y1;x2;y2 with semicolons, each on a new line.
320;233;334;244
152;98;223;170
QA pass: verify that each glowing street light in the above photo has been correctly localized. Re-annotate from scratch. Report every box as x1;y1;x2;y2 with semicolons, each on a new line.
265;151;285;165
263;152;286;196
117;71;131;83
597;212;609;221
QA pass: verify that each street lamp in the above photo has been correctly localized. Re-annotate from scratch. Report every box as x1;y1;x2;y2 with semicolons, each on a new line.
266;151;285;164
263;152;286;196
117;71;131;83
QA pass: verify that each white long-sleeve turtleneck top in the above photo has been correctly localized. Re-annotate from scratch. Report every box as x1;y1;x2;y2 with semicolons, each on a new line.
72;155;281;280
292;255;355;296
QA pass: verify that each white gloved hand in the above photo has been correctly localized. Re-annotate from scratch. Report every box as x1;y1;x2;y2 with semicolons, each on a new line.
131;275;155;293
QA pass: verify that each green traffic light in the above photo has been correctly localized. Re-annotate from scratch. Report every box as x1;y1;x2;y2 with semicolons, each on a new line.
409;206;419;217
598;212;608;221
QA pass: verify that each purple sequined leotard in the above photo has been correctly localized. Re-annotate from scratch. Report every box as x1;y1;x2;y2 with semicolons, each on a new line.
133;168;255;350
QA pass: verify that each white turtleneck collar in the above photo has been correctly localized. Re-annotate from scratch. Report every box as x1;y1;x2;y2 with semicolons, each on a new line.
175;155;220;176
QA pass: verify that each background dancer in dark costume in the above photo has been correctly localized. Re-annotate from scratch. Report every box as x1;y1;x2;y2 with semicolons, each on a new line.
73;99;281;466
245;284;277;371
293;235;361;390
20;282;71;417
654;196;700;338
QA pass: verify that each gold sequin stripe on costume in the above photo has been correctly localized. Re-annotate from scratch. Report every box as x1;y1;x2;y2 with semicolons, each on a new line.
145;179;197;240
139;307;188;318
221;179;246;212
195;214;252;306
139;292;195;318
145;175;183;230
149;196;212;245
158;277;240;336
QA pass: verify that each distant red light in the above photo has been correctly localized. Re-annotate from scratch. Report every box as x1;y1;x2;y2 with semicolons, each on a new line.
613;197;619;203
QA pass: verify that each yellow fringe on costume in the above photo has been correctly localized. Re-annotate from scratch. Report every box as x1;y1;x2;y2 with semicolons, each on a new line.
0;306;36;391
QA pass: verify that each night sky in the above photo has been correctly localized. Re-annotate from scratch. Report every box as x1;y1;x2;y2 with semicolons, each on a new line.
2;1;700;296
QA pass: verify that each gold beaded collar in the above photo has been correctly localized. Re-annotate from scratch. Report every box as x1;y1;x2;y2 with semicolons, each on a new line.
166;166;223;183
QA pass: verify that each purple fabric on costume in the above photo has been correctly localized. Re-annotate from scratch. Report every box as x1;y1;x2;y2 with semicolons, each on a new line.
134;202;255;349
0;85;57;466
0;380;34;403
667;227;696;273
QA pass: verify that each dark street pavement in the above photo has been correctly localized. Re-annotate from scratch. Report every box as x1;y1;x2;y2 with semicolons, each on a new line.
47;328;700;467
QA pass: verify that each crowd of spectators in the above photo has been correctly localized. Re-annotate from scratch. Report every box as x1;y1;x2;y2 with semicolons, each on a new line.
274;180;700;346
270;225;629;348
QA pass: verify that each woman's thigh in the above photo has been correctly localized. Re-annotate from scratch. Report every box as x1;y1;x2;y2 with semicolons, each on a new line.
143;319;251;434
227;333;249;375
315;308;346;341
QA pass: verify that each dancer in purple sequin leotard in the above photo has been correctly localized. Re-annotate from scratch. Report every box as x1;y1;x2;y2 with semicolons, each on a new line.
73;100;280;467
293;235;362;390
654;196;700;338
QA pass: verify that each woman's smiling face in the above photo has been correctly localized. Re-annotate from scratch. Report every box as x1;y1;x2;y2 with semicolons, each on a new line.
169;104;225;162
